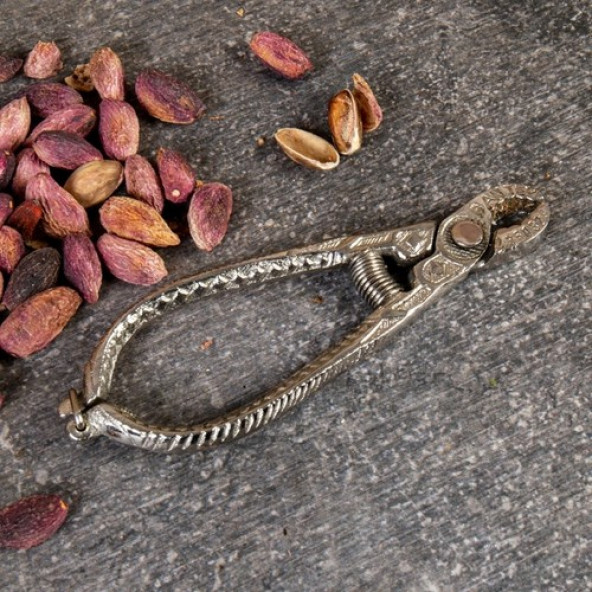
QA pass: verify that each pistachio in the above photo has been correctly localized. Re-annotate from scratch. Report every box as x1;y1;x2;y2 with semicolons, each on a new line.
352;73;383;132
99;99;139;161
124;154;164;212
65;63;94;92
188;182;233;252
63;234;102;303
5;200;43;243
328;89;362;155
33;131;103;170
27;104;96;144
25;82;84;118
100;196;180;247
64;160;123;208
1;247;60;311
97;234;167;286
0;225;25;273
249;32;313;80
0;287;81;358
135;69;205;124
156;147;195;204
0;55;23;83
274;128;340;170
0;494;69;549
0;150;15;190
23;41;63;79
89;46;125;101
26;173;90;238
0;97;31;152
11;148;50;197
0;193;12;226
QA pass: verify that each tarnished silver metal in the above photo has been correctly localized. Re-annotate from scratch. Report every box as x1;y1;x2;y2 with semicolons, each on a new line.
61;185;549;452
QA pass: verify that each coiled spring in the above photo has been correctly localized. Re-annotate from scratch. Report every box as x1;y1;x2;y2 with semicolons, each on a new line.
350;252;405;309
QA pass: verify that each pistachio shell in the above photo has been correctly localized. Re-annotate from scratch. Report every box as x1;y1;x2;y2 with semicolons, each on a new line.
274;128;340;170
328;89;362;155
352;73;383;132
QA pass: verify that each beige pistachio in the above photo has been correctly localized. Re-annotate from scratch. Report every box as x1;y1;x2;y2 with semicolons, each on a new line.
328;89;362;155
64;160;124;208
274;128;340;170
64;64;94;92
352;73;383;132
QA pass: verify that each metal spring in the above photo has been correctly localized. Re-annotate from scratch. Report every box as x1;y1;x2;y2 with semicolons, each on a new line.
350;252;405;309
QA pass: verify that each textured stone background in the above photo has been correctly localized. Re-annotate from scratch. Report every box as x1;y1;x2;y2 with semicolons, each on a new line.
0;1;590;590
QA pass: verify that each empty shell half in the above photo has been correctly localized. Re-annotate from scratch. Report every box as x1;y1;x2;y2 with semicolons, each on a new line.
274;128;340;171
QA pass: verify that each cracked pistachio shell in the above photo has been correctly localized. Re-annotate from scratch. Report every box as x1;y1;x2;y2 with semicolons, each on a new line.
0;287;81;358
0;494;69;549
23;41;63;79
100;196;180;247
352;73;383;132
89;46;125;101
0;97;31;152
26;173;90;238
274;128;340;170
97;234;167;286
64;160;124;208
328;89;362;155
27;104;96;144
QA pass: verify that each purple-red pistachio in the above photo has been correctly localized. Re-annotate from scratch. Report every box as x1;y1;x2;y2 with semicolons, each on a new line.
0;97;31;152
0;494;69;549
0;225;25;273
0;193;13;226
25;82;84;118
89;46;125;101
11;148;50;198
156;147;195;204
249;31;313;80
124;154;164;212
100;196;180;247
63;234;102;304
1;247;61;311
0;287;81;357
33;131;103;170
23;41;63;79
26;173;90;238
97;234;168;286
0;55;23;83
0;151;16;190
135;69;205;124
99;99;139;161
5;200;43;243
64;160;124;208
188;182;233;252
27;104;97;144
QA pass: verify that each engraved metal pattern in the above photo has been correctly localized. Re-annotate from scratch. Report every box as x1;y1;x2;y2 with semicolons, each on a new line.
63;185;549;452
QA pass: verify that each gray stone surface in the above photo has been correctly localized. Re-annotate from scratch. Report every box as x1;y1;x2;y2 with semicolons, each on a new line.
0;1;590;590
